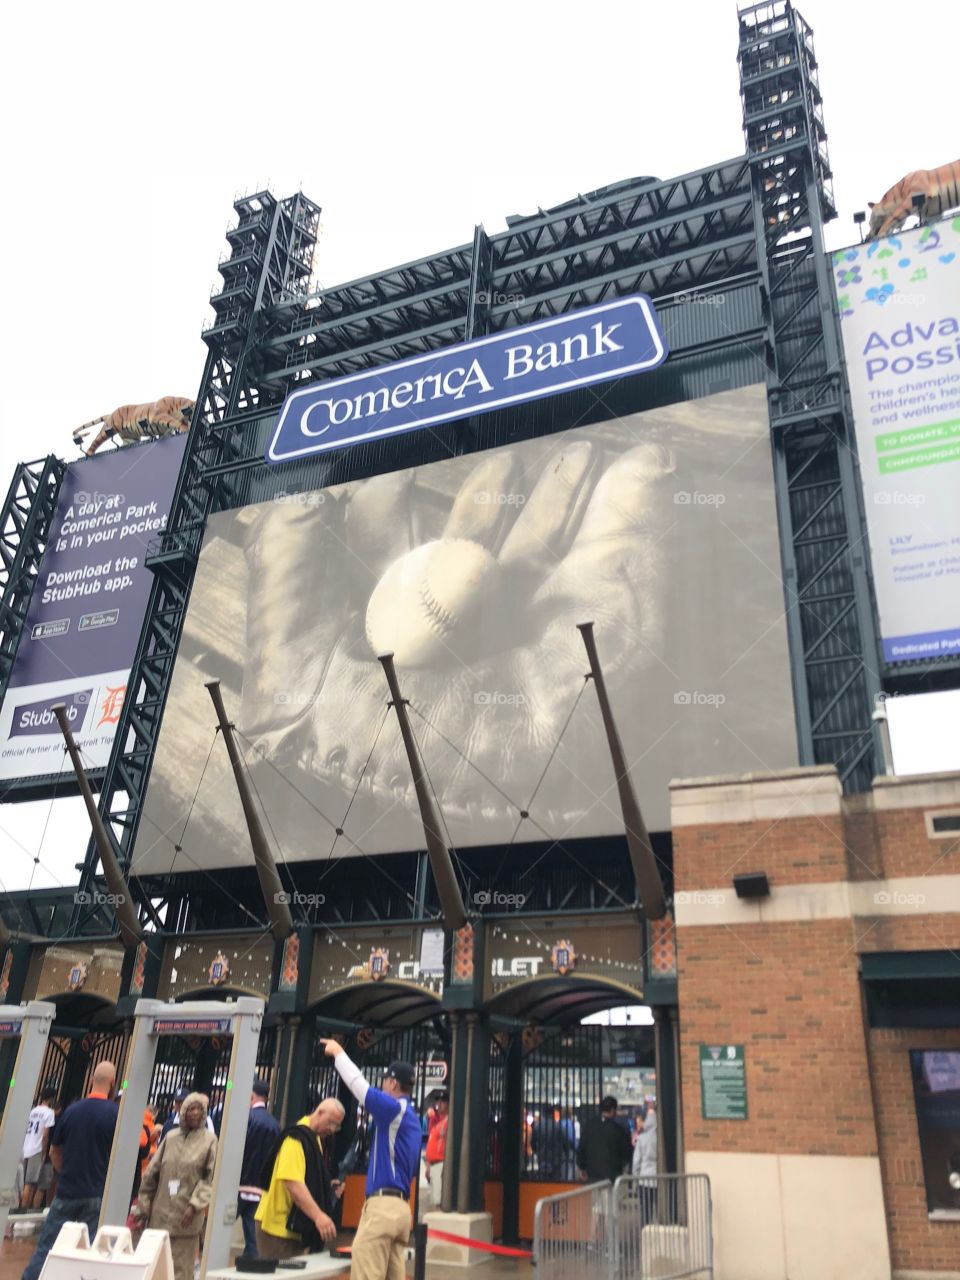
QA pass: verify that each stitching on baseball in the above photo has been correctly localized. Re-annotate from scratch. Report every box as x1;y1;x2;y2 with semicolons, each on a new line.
419;579;458;636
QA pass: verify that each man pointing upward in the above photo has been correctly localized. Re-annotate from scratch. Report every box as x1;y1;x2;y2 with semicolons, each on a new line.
319;1039;420;1280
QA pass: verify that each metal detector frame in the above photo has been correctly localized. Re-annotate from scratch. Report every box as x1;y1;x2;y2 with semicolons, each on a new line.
100;997;264;1274
0;1001;57;1236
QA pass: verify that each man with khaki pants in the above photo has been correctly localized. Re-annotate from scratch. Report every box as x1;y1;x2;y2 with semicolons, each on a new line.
320;1040;421;1280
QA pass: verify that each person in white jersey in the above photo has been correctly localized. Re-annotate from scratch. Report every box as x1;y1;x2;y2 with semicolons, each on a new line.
19;1086;57;1211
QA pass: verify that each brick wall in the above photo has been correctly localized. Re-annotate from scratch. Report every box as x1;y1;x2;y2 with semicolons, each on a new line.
679;917;877;1155
870;1028;960;1275
673;767;960;1277
676;813;850;888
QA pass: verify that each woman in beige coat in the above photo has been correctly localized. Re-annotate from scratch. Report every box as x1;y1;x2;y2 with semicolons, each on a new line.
137;1092;217;1280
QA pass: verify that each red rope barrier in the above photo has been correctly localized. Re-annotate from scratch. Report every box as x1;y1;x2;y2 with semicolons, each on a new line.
426;1228;533;1258
334;1227;534;1260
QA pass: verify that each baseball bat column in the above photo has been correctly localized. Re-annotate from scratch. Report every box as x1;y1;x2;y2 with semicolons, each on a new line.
577;623;667;918
51;702;142;949
378;654;467;931
455;1013;477;1213
205;681;294;941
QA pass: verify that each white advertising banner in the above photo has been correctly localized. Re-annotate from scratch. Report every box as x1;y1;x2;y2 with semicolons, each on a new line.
833;217;960;662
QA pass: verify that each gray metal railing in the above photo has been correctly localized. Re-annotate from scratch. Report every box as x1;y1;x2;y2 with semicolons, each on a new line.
612;1174;713;1280
533;1174;712;1280
533;1181;612;1280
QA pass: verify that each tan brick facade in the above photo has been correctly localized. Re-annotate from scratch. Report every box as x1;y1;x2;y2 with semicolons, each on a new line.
672;766;960;1280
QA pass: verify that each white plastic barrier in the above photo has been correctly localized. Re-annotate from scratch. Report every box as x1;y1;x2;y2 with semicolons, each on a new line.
38;1224;173;1280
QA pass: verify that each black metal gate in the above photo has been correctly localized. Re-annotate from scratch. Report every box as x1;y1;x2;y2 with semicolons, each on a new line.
307;1020;448;1172
486;1034;506;1178
520;1023;655;1180
36;1028;130;1107
148;1024;278;1128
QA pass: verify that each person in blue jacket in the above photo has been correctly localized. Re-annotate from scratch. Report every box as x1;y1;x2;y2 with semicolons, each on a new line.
319;1038;420;1280
237;1078;282;1258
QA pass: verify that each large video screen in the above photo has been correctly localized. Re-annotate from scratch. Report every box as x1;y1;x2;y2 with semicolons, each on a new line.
833;218;960;662
0;435;187;780
132;385;797;874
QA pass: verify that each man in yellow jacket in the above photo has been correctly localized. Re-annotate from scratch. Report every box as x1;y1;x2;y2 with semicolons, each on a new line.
255;1098;345;1259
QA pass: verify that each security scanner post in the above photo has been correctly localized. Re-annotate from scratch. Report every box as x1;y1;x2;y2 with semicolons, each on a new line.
100;998;265;1275
0;1002;56;1237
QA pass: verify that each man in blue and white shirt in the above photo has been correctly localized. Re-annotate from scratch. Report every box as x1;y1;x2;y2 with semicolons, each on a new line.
320;1039;420;1280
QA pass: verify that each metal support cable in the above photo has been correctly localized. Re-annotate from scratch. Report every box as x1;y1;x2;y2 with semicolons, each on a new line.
234;727;419;912
326;705;391;861
29;746;69;894
130;734;268;931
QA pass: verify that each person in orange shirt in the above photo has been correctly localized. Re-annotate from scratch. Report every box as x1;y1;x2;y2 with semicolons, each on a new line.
424;1091;448;1210
133;1106;159;1199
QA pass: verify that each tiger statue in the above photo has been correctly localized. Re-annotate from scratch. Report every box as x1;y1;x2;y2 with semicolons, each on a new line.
73;396;194;456
866;160;960;241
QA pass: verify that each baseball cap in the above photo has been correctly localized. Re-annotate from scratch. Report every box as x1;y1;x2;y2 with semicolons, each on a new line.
384;1061;415;1090
252;1078;270;1098
175;1087;190;1104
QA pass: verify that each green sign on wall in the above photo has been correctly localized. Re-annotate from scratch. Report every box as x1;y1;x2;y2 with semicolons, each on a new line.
699;1043;747;1120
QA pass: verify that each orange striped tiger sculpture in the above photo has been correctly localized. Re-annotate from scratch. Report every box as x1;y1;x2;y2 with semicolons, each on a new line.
74;396;194;456
866;160;960;241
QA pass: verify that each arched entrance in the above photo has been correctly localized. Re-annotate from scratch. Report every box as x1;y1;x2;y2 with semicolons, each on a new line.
38;992;128;1107
146;986;278;1132
483;974;655;1241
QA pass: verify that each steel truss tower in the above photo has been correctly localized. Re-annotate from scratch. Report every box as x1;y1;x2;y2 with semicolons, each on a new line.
0;6;886;935
0;458;65;711
738;0;881;788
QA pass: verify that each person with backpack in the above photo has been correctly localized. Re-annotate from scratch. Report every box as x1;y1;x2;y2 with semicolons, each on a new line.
254;1097;345;1260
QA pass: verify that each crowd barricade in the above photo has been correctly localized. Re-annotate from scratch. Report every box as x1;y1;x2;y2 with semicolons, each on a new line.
533;1174;713;1280
533;1181;613;1280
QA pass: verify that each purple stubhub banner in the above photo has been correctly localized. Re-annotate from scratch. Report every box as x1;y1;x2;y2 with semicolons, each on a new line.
8;688;93;738
0;434;187;780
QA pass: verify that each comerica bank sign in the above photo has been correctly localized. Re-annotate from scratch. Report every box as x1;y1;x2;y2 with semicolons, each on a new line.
266;295;667;463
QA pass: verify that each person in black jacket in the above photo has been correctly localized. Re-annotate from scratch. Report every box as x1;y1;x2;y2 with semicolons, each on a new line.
236;1079;281;1259
255;1098;344;1260
577;1096;632;1183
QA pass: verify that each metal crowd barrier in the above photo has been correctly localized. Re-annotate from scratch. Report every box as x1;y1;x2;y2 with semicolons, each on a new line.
611;1173;713;1280
533;1174;713;1280
533;1181;613;1280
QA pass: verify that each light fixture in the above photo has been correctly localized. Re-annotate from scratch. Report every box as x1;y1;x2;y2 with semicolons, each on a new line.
733;872;771;899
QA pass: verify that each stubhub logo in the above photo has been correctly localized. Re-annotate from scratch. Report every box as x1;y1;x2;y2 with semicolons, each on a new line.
9;689;92;738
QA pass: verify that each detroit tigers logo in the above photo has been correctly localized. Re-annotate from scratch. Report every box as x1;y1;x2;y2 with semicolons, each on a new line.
209;951;231;986
551;940;577;976
97;685;126;728
369;948;390;981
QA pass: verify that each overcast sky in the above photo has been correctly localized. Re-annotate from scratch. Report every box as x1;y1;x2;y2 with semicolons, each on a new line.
1;0;957;894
